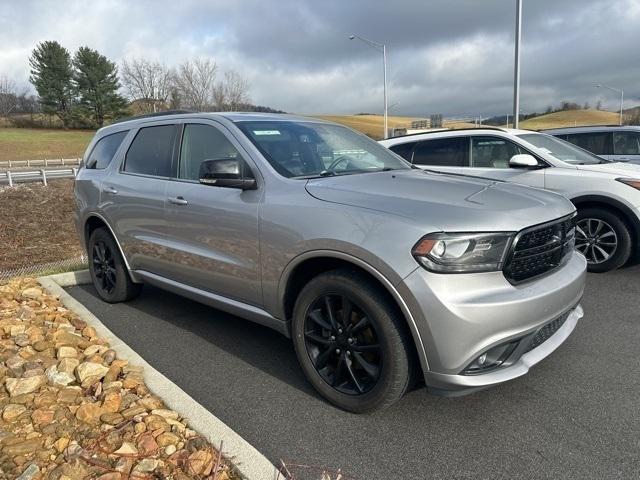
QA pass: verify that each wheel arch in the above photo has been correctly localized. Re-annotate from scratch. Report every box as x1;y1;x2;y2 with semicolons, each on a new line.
279;250;429;374
571;195;640;247
83;213;135;274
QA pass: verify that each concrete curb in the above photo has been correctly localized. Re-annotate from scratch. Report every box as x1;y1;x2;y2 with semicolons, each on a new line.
38;270;280;480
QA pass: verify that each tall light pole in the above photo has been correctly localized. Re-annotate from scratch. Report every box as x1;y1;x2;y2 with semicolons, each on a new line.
512;0;523;129
349;34;388;139
596;84;624;125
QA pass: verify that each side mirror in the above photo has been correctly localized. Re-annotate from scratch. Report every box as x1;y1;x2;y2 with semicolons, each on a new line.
199;158;257;190
509;154;541;169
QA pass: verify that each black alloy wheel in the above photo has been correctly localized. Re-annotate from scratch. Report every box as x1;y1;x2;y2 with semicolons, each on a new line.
88;227;142;303
292;268;414;413
304;294;382;395
92;240;117;295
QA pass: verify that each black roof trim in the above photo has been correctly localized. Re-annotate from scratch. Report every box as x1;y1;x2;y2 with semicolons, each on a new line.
112;110;195;125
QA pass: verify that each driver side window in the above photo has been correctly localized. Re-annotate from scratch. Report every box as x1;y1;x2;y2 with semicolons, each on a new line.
471;136;524;168
179;124;244;181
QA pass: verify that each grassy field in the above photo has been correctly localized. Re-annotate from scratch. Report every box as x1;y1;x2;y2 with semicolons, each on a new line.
518;109;620;130
314;114;477;138
0;128;94;161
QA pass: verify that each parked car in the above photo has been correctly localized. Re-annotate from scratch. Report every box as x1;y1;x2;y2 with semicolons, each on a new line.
381;128;640;272
543;126;640;164
75;113;586;412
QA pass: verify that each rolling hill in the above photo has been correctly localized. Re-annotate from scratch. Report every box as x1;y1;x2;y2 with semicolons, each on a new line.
518;109;620;130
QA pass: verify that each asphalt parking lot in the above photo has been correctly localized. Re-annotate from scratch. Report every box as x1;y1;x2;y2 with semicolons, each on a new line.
67;264;640;479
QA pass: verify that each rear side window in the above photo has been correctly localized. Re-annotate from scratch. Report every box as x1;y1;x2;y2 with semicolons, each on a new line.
413;137;469;166
471;136;524;168
179;124;244;181
389;141;416;161
565;132;613;155
124;125;177;177
613;132;640;155
85;131;128;169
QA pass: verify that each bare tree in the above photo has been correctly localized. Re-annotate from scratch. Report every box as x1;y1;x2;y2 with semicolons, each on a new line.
120;58;174;113
213;70;250;111
0;75;18;116
173;58;217;111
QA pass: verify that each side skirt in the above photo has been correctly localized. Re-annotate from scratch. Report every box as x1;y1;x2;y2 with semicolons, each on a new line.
134;270;289;337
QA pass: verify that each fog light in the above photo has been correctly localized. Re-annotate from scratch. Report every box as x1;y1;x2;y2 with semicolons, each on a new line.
463;341;518;374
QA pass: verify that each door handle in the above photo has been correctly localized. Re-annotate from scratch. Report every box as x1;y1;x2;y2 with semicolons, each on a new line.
168;196;188;206
103;186;118;194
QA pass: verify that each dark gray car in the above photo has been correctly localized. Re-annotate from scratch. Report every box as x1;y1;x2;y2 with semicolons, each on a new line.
74;113;586;412
544;126;640;164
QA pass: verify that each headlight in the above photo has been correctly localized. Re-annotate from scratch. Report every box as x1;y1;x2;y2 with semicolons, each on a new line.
412;232;514;273
616;178;640;190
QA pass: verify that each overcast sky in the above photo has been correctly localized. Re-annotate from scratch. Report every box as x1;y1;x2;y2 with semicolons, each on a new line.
1;0;638;117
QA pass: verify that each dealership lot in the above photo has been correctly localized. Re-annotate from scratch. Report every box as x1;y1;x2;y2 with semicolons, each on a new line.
67;264;640;479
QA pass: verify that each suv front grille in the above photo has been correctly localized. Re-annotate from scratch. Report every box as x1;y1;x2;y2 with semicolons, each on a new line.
524;312;570;353
504;215;576;283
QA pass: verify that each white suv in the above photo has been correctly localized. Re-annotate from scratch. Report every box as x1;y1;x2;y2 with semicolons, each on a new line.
381;128;640;272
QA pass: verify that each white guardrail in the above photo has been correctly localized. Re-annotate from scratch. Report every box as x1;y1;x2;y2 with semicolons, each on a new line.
0;158;81;168
0;167;78;187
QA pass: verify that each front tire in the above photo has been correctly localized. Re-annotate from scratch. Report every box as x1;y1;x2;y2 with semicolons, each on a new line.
88;227;141;303
575;207;632;273
291;269;413;413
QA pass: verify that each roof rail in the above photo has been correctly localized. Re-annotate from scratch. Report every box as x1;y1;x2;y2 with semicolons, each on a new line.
388;125;508;140
112;110;195;125
540;124;627;131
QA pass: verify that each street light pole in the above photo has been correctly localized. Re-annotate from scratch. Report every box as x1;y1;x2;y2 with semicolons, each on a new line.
513;0;522;129
350;34;388;139
596;84;624;125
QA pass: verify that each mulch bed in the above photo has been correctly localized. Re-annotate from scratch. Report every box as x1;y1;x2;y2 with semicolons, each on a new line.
0;180;82;272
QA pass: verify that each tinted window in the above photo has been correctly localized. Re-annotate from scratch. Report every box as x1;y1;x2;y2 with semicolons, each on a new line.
613;132;640;155
85;131;128;169
389;141;416;161
124;125;176;177
412;138;469;166
471;136;524;168
179;124;244;181
565;132;613;155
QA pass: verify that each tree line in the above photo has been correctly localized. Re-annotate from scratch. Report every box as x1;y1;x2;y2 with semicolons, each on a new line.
1;40;258;129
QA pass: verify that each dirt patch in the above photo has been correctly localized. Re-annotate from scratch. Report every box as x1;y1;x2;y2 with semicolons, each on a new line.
0;180;82;271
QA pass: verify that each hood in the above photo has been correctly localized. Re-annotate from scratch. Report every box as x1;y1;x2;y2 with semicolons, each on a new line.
574;162;640;177
305;169;574;232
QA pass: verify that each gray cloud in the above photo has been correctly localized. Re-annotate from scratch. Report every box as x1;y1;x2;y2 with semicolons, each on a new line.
1;0;638;117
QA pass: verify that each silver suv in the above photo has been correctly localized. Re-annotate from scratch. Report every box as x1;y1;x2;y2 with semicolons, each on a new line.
75;113;586;412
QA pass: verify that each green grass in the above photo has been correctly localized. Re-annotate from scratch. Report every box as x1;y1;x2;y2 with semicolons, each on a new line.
0;128;94;161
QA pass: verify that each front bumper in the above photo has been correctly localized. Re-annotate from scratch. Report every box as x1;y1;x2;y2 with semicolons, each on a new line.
398;251;587;394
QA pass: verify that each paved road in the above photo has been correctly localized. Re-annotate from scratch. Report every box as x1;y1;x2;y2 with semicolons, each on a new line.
67;265;640;479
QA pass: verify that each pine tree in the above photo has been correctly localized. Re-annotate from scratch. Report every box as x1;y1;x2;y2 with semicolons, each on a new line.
29;41;74;127
73;46;128;127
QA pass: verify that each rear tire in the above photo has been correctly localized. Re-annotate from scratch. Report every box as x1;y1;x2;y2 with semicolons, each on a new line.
291;268;413;413
575;207;632;273
88;227;141;303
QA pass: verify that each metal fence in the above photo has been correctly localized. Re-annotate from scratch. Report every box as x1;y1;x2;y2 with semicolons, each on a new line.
0;167;78;186
0;158;81;168
0;255;88;282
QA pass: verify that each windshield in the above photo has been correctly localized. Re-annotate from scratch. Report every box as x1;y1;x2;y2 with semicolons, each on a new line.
517;133;608;165
236;120;411;178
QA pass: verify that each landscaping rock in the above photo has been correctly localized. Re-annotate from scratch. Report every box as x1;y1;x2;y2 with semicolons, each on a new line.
5;375;46;397
0;277;238;479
